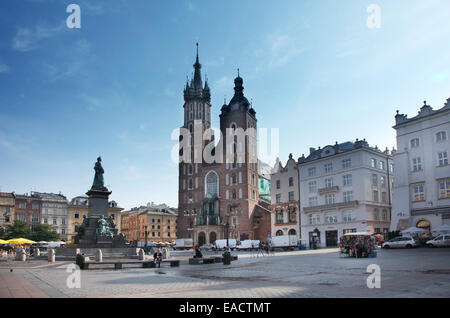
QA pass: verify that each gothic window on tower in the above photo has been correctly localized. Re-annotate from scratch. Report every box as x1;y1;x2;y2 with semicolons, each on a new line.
206;171;218;196
199;103;203;119
232;190;237;200
189;104;193;120
189;179;193;190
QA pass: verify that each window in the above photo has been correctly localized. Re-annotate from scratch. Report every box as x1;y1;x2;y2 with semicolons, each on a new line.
371;158;376;168
438;152;448;166
325;178;333;188
343;174;352;186
373;209;380;221
19;203;25;209
343;191;353;202
289;177;294;187
275;193;281;203
308;167;316;177
373;190;379;202
439;180;450;198
412;158;422;171
44;218;48;224
198;103;203;120
61;218;66;225
309;214;320;225
389;163;394;173
324;212;337;224
324;163;333;173
342;159;351;169
325;194;335;205
276;211;284;224
309;197;318;207
372;174;378;186
18;213;27;221
413;184;425;201
276;180;280;189
206;171;218;196
381;176;386;188
309;181;317;193
381;192;388;203
189;104;193;120
379;161;385;170
410;138;420;148
232;174;237;185
342;210;356;222
436;131;447;142
53;218;57;225
288;191;294;201
32;203;39;210
382;209;389;221
74;213;79;219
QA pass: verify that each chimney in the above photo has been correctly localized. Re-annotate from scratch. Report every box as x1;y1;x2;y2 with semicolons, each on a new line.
309;147;316;154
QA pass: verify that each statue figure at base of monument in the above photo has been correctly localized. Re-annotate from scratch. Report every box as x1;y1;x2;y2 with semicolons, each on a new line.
96;215;113;238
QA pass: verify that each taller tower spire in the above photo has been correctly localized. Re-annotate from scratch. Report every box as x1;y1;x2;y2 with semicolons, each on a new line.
193;42;203;89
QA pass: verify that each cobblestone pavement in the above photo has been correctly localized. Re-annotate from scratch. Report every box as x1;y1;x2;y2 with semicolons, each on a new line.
1;248;450;298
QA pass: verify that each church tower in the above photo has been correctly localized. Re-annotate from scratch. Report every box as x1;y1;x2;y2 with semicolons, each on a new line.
178;43;211;239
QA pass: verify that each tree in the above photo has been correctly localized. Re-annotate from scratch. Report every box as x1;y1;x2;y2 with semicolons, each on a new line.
31;224;60;242
6;220;31;239
0;226;5;239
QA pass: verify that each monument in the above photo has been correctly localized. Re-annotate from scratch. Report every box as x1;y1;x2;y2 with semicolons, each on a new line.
73;157;126;248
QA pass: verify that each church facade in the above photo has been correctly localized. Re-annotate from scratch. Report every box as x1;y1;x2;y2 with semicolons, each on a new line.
177;45;271;246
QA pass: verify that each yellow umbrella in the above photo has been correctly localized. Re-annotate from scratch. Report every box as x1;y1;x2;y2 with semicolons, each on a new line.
6;238;36;245
0;239;9;244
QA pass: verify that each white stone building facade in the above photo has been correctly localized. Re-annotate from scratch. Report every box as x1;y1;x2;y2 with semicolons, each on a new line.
270;154;300;240
391;98;450;233
35;192;71;240
298;140;393;248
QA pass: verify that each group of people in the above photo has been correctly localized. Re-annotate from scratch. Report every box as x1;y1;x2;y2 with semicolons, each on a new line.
339;235;377;258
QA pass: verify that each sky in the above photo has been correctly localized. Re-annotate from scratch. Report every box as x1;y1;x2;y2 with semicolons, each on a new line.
0;0;449;210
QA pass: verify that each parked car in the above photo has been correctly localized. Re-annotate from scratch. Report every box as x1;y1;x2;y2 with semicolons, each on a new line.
382;236;418;249
426;235;450;247
199;243;215;251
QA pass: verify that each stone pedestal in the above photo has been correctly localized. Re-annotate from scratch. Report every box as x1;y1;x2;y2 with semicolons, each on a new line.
34;247;41;257
15;248;26;262
86;188;111;217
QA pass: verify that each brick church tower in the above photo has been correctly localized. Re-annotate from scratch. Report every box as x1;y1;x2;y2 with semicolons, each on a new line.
177;45;270;246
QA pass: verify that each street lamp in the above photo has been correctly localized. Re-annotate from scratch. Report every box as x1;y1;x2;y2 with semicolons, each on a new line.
144;225;149;248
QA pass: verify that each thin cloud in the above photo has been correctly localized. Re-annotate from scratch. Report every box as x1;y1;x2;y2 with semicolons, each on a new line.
12;21;65;52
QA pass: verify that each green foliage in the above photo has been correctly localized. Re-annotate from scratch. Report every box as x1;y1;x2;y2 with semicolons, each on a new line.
6;220;31;239
0;226;5;239
30;224;60;242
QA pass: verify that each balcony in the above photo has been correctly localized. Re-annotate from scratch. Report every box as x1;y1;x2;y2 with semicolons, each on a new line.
318;186;339;195
303;200;359;213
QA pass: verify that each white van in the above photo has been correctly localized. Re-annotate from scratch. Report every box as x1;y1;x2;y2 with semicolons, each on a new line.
214;239;237;250
236;240;260;250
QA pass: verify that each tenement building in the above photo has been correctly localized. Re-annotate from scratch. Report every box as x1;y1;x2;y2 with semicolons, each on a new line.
34;192;71;241
391;98;450;233
0;192;15;231
121;203;177;245
298;140;393;248
14;193;42;232
177;45;270;246
270;154;301;240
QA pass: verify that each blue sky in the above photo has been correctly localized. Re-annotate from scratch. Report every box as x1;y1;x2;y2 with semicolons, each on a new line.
0;0;449;209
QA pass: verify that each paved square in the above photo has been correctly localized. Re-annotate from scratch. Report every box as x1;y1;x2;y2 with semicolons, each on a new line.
1;248;449;298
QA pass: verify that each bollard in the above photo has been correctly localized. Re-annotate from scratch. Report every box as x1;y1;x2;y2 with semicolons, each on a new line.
96;249;103;262
48;248;55;263
35;247;41;257
138;248;145;260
